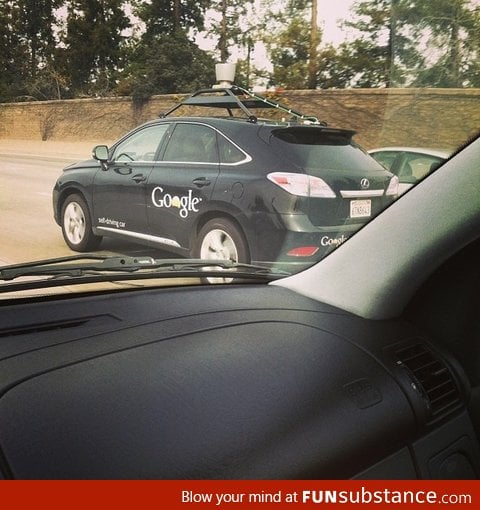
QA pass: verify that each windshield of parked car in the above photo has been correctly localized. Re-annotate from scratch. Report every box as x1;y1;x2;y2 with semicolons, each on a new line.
0;0;479;296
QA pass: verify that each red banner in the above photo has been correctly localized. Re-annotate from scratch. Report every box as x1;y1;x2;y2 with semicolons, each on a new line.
0;480;478;510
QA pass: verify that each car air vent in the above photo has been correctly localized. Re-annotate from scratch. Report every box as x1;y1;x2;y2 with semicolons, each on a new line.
395;342;462;423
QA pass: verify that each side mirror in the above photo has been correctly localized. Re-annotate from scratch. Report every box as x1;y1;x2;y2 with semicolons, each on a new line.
92;145;109;163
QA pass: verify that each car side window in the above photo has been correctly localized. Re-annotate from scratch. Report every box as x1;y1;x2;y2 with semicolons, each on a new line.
370;151;397;171
400;154;442;181
163;123;219;163
218;135;247;164
113;124;170;162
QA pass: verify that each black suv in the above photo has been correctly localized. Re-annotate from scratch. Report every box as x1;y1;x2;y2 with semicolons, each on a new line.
53;86;398;269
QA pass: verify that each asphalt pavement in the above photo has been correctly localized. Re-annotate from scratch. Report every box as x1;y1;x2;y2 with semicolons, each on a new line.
0;139;98;162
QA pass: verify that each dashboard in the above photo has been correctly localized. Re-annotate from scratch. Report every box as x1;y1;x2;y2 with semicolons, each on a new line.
0;268;479;479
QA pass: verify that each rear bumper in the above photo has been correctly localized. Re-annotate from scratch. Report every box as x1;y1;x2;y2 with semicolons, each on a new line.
248;212;363;268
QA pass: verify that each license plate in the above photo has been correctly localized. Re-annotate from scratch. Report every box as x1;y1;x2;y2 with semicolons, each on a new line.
350;199;371;218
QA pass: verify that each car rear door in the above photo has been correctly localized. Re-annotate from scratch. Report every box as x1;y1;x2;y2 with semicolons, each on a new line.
146;122;220;251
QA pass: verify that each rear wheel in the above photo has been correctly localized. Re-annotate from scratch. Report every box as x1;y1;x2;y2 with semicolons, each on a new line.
194;218;249;283
61;194;102;252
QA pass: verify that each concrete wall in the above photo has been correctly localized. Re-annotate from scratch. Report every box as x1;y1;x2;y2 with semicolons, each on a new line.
1;88;478;150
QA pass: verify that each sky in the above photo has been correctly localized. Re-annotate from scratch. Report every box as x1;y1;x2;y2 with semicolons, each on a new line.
319;0;355;44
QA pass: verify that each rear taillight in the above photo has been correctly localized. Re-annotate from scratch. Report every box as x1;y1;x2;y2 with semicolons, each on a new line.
287;246;320;257
385;175;399;196
267;172;336;198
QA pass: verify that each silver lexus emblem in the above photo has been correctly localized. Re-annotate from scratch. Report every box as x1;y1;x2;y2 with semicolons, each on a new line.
360;178;370;189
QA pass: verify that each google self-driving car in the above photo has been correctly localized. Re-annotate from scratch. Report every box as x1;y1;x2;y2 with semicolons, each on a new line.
52;85;398;269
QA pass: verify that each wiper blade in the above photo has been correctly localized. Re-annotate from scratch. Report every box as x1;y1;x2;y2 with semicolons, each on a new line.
0;254;290;291
0;255;158;280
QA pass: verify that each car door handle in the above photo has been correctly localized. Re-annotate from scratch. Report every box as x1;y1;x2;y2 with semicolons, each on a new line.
132;173;147;183
192;177;211;188
114;166;132;176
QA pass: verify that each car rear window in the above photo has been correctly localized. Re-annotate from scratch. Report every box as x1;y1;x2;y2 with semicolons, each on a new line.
271;127;385;176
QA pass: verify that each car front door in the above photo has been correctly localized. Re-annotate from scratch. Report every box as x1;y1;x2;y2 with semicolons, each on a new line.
92;123;170;241
146;122;220;252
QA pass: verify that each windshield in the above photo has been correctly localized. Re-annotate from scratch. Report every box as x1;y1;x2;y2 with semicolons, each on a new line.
1;0;479;296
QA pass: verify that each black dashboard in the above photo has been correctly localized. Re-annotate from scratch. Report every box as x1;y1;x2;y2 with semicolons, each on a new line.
0;276;478;479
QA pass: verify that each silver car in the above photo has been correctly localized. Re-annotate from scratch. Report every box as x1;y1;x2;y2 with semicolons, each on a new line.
369;147;450;195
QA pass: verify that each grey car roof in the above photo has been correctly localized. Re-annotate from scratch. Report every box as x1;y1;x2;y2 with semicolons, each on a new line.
368;147;450;158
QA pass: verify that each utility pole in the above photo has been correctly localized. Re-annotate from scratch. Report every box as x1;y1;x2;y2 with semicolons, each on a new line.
308;0;319;89
219;0;229;62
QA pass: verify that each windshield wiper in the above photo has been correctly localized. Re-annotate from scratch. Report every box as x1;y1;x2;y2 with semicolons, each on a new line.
0;255;290;292
1;255;158;280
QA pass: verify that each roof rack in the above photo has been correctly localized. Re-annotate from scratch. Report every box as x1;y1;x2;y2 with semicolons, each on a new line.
160;85;325;125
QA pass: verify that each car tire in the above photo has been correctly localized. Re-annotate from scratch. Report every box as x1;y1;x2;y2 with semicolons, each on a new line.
194;218;249;283
61;194;102;252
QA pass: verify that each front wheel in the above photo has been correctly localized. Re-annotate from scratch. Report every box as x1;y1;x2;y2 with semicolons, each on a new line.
61;194;102;252
194;218;249;283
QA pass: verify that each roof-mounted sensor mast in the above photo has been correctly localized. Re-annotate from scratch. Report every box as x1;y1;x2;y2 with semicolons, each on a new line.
160;63;324;125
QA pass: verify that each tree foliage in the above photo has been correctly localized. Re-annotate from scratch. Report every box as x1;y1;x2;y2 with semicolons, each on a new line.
1;0;479;102
269;16;311;89
266;0;321;89
327;0;421;87
58;0;131;96
125;1;213;101
120;30;216;103
133;0;209;40
268;0;480;89
0;1;23;101
205;0;254;63
18;0;61;76
0;0;62;101
317;0;480;88
404;0;480;87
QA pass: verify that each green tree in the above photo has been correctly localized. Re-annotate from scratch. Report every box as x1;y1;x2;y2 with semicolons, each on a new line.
0;0;63;101
120;31;216;103
206;0;254;63
133;0;209;40
0;1;23;101
269;15;311;89
123;1;215;101
327;0;480;88
335;0;423;87
17;0;61;79
405;0;480;87
60;0;131;96
267;0;321;89
315;41;395;88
